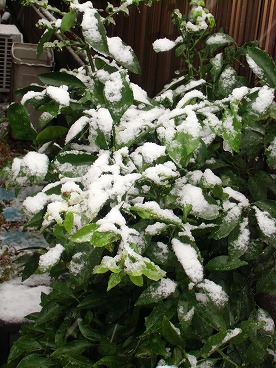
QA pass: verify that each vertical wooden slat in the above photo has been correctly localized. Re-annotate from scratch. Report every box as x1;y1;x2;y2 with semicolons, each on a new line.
259;0;270;49
264;0;276;54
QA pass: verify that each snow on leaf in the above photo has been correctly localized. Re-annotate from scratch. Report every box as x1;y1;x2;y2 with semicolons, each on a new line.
172;238;204;284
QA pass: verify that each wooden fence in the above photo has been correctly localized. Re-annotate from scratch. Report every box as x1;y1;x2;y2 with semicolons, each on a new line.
103;0;276;95
14;1;276;96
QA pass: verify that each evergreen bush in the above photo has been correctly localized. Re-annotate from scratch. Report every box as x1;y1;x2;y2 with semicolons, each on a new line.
3;0;276;367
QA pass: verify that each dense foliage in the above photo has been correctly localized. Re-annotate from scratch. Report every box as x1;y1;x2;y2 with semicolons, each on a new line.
2;0;276;367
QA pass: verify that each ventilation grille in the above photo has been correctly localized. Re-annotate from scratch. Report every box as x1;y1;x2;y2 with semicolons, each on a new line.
0;26;23;93
0;36;13;92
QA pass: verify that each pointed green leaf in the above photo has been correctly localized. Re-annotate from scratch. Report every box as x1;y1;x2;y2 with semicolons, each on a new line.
255;200;276;219
206;255;248;271
167;131;200;167
211;206;241;239
36;126;68;143
38;72;85;88
70;223;98;243
104;71;133;123
93;356;125;368
7;103;37;140
78;319;102;341
196;300;227;331
222;106;242;152
17;354;55;368
129;274;143;286
162;315;182;346
36;301;65;324
63;212;74;233
37;29;55;58
206;33;235;49
60;11;76;33
144;300;175;335
91;231;120;248
246;47;276;88
108;37;141;74
51;340;91;358
107;272;123;291
136;278;175;306
8;337;42;362
22;253;40;281
82;9;109;55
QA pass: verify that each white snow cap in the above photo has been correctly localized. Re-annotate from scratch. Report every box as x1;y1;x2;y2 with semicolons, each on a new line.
39;243;65;272
107;36;134;64
172;238;204;283
153;38;176;52
12;152;49;179
46;85;70;106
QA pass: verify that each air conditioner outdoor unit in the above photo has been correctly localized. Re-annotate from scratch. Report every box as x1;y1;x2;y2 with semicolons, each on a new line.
0;24;23;93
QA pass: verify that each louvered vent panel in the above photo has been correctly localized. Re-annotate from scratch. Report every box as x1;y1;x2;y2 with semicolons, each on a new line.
0;25;23;93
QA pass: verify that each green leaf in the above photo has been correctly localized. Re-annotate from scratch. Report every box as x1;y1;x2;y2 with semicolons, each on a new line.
162;316;182;346
240;127;264;159
56;151;95;166
231;320;264;344
51;340;91;358
24;209;45;229
97;337;117;356
211;207;241;239
22;253;40;281
36;300;65;324
104;71;133;123
166;131;200;167
222;106;242;152
144;300;175;335
206;255;248;271
248;171;276;201
77;291;108;309
255;200;276;220
256;270;276;295
107;272;123;291
91;231;120;248
199;330;227;358
52;281;77;300
196;300;227;331
142;260;166;281
70;223;98;243
206;32;235;49
228;219;249;259
60;11;76;33
39;100;60;117
210;53;223;82
38;72;85;88
8;337;42;362
36;126;68;143
246;46;276;88
82;10;109;55
37;29;55;58
129;274;143;286
93;356;125;368
136;278;175;305
108;37;141;74
177;299;195;332
17;354;55;368
217;66;238;97
78;319;102;341
7;103;37;140
64;212;74;233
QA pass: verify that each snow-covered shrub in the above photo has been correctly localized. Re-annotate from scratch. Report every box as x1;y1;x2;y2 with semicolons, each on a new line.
3;0;276;367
